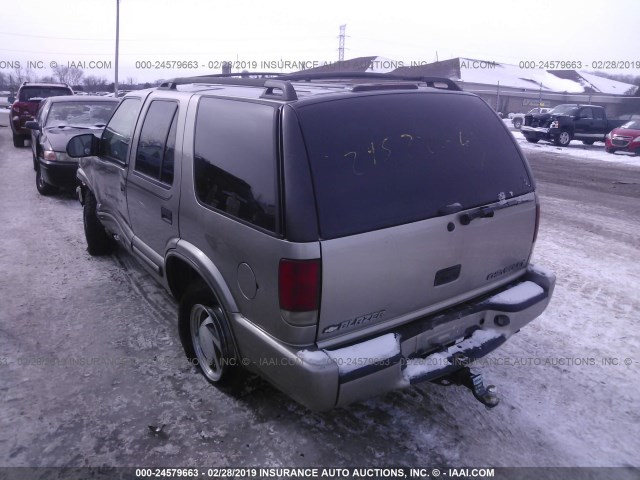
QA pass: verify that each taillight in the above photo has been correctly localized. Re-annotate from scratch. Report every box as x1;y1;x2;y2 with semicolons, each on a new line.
279;259;320;312
533;198;540;244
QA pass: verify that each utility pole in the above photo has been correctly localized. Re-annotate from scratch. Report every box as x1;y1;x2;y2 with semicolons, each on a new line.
115;0;120;95
338;25;346;62
538;82;543;108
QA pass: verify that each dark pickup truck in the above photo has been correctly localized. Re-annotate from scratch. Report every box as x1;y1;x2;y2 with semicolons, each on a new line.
521;104;627;147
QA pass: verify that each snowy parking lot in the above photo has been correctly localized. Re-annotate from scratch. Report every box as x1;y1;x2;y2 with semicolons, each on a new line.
0;110;639;472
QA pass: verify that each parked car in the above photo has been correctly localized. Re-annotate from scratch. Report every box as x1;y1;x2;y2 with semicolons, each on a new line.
511;108;551;129
66;72;555;411
9;82;74;148
25;95;118;195
521;104;627;147
605;120;640;155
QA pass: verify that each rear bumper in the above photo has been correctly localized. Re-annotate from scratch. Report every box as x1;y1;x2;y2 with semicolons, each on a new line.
231;264;556;410
39;158;79;189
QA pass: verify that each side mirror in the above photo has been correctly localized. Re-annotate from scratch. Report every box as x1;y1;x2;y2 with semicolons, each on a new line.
24;120;40;131
67;133;100;158
8;95;15;104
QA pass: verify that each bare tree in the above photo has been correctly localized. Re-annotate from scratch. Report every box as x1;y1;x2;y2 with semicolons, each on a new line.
84;75;108;91
52;65;84;85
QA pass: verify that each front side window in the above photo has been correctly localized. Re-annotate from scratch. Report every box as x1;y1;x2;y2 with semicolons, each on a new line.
194;97;277;232
101;98;141;163
579;108;593;119
134;100;178;184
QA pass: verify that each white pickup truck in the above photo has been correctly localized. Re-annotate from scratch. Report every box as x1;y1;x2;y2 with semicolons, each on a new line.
511;108;551;129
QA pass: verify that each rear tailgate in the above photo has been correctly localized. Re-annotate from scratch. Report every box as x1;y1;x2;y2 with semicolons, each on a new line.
293;91;536;344
318;194;535;342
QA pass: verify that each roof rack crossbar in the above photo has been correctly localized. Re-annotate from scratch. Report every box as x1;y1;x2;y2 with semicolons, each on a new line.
158;72;283;90
351;83;419;92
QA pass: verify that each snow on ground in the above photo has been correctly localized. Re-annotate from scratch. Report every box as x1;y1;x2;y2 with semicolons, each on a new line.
502;120;639;166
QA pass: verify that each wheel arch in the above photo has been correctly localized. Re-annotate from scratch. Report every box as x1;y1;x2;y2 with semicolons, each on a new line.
165;242;239;313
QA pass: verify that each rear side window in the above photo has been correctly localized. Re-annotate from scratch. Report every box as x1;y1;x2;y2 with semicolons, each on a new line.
101;98;141;163
295;92;533;239
134;100;178;185
194;97;278;232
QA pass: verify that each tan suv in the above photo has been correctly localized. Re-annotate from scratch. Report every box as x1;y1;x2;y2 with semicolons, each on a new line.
66;72;556;410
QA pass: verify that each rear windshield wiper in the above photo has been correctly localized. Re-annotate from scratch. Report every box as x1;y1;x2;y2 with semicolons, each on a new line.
460;199;532;225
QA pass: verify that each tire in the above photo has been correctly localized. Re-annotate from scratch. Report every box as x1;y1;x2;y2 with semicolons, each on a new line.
605;147;616;154
83;190;114;255
13;133;24;148
35;164;56;196
179;284;244;391
526;137;539;144
554;130;571;147
32;152;38;171
513;119;522;129
582;140;595;146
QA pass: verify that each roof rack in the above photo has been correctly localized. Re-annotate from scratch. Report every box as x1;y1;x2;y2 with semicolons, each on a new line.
158;72;283;90
275;72;462;91
157;71;460;100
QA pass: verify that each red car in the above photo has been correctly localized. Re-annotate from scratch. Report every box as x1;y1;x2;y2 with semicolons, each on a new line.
9;82;73;147
605;120;640;155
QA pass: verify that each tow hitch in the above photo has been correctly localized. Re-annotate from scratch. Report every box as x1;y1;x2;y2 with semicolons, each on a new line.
438;355;500;408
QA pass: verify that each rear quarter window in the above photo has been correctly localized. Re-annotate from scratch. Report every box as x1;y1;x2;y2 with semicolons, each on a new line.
193;97;278;233
294;92;533;239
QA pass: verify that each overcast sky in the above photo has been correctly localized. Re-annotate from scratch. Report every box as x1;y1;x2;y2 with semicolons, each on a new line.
1;0;639;85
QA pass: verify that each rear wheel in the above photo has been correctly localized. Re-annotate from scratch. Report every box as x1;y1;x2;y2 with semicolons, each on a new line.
525;137;539;144
179;284;244;391
83;191;114;255
554;130;571;147
35;164;56;196
582;140;595;145
12;133;25;148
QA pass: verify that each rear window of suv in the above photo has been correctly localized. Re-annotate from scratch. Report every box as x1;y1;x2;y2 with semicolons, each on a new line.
19;86;72;102
295;92;533;239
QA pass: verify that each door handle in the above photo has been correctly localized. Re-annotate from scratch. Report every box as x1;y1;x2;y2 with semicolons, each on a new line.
161;206;172;225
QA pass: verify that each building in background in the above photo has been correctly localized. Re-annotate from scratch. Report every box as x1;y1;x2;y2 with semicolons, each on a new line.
294;57;640;117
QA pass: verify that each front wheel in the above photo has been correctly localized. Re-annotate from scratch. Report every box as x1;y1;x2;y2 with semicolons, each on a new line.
525;137;539;144
554;130;571;147
179;284;243;390
83;191;114;255
35;164;56;196
605;147;616;154
513;119;522;129
582;140;595;146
